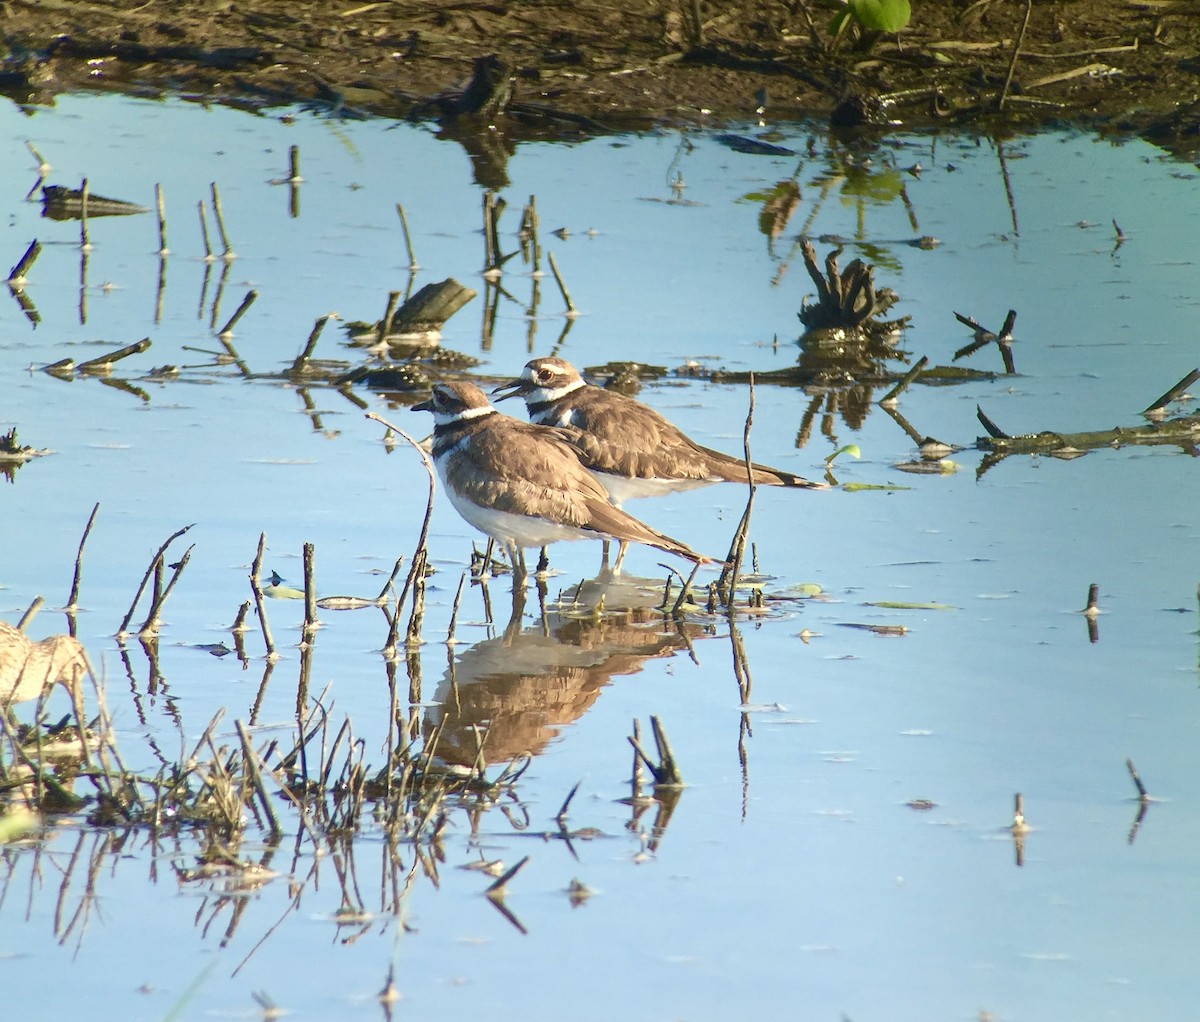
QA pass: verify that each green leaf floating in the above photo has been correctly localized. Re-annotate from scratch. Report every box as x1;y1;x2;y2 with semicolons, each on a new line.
847;0;911;32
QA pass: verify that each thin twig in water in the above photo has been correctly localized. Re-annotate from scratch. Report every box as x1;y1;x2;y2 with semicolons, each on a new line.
118;524;195;636
998;0;1034;112
66;502;100;614
250;533;278;660
211;182;235;260
396;203;419;270
546;250;577;316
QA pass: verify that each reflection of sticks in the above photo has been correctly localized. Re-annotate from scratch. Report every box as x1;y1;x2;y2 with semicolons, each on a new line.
218;289;258;339
395;203;418;270
66;502;100;614
7;239;40;284
1143;368;1200;415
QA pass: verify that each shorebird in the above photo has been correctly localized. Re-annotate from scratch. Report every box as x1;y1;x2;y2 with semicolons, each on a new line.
412;381;709;581
493;357;822;568
493;356;823;503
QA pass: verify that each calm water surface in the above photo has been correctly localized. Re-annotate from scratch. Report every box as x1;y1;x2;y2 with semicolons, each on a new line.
1;95;1199;1020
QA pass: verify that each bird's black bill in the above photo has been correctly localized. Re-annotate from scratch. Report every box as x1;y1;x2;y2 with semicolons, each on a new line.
412;397;433;412
490;378;527;402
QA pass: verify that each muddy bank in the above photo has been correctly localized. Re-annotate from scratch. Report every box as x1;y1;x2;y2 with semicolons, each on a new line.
6;0;1200;160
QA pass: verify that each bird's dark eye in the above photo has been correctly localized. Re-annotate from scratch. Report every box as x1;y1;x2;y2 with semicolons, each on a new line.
433;388;447;406
536;368;552;383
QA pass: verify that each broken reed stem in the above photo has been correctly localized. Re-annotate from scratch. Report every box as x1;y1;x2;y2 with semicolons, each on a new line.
155;183;168;256
717;375;759;602
79;178;91;251
7;239;41;283
236;719;283;838
218;289;258;338
250;532;278;659
118;524;194;635
395;203;418;270
379;290;401;342
879;355;929;405
670;560;703;616
1125;757;1150;801
290;313;335;374
287;144;300;182
231;600;251;632
373;556;405;605
139;545;193;635
523;194;541;274
302;542;318;635
405;548;427;647
17;596;44;631
26;140;49;172
364;412;438;625
546;250;576;314
210;182;235;259
65;501;100;613
1143;368;1200;415
1011;792;1029;833
1084;582;1100;616
998;0;1034;112
482;191;496;270
76;337;151;374
198;200;214;262
446;571;468;644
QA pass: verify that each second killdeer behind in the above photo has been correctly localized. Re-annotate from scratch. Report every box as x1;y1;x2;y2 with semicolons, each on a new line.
412;381;710;581
493;357;824;505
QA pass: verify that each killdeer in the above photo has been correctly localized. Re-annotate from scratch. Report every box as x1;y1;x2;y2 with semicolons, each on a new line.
493;357;823;505
412;381;710;581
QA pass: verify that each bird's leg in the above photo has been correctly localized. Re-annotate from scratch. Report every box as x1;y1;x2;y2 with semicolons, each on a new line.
536;546;550;575
600;540;611;567
611;539;630;575
507;544;528;588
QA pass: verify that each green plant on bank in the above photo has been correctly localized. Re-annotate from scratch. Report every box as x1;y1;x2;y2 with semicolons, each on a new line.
828;0;912;52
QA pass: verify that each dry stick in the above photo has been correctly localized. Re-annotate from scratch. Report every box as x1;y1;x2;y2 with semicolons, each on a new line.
546;250;576;315
879;355;929;405
236;719;283;838
76;337;152;375
998;0;1034;112
155;183;169;256
670;560;703;616
373;556;405;605
717;375;759;603
218;289;258;338
1011;792;1029;833
1083;583;1100;617
482;191;496;271
250;532;279;660
65;502;100;613
405;549;427;647
395;203;418;270
289;313;335;375
197;200;214;263
7;240;41;283
231;600;252;632
1125;758;1150;802
302;542;318;635
139;544;194;636
446;571;468;644
118;524;195;635
378;290;401;343
1143;368;1200;415
287;144;301;182
26;140;49;173
17;596;44;631
210;182;236;260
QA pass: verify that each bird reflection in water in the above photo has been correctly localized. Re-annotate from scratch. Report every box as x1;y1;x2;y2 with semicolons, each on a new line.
425;575;711;770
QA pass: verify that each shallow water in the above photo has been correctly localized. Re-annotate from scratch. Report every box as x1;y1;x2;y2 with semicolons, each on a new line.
2;95;1199;1020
